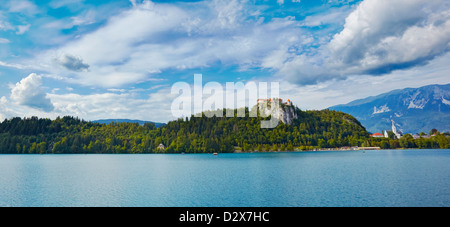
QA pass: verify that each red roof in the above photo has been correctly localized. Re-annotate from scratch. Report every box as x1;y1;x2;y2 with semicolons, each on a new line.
371;133;384;137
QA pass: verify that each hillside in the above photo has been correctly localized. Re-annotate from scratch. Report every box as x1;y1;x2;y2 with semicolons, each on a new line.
330;84;450;134
162;106;369;153
0;105;369;154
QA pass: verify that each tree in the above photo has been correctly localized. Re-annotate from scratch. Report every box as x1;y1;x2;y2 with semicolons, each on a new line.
387;131;397;139
389;140;400;149
53;141;61;154
287;143;294;151
361;140;370;148
328;138;336;148
430;129;439;136
30;142;37;154
272;144;278;152
0;108;371;154
318;139;327;148
399;134;415;148
380;140;390;149
87;141;95;152
38;142;47;154
243;143;252;152
16;143;21;154
436;135;449;149
257;144;263;152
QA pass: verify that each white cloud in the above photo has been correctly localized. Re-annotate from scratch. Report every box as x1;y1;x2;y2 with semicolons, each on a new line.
10;73;55;112
31;0;302;88
48;0;84;9
57;1;186;65
0;95;59;121
281;52;450;111
0;20;14;31
71;10;96;26
1;19;30;35
327;0;357;5
107;88;126;93
301;7;351;27
3;50;449;123
329;0;450;74
8;0;39;15
129;0;138;7
280;0;450;85
0;97;9;121
276;0;301;4
16;24;31;35
0;60;27;69
0;96;7;105
42;9;97;31
0;38;10;44
48;88;177;122
10;0;449;98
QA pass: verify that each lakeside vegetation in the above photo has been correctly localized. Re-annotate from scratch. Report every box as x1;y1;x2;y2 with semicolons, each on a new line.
366;133;449;150
0;108;448;154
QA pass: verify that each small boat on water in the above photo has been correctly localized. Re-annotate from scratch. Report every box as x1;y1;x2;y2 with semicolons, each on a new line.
213;153;218;156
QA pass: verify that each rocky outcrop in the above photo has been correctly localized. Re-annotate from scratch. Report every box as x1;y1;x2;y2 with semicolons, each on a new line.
256;99;298;125
278;104;298;125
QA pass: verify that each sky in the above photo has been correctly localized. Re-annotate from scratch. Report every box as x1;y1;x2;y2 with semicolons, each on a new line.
0;0;449;123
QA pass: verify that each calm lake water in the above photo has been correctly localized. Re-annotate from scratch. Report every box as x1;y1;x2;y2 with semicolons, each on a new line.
0;149;449;207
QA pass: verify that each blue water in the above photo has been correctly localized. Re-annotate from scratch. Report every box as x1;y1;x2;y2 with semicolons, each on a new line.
0;149;449;207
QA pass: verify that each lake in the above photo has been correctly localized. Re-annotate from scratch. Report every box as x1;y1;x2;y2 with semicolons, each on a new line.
0;149;449;207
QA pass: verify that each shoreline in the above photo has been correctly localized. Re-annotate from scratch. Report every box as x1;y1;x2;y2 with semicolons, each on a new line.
2;148;448;155
234;146;371;153
233;147;450;154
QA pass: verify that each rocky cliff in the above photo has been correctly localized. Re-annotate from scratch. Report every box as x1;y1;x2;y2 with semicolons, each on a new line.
256;99;298;125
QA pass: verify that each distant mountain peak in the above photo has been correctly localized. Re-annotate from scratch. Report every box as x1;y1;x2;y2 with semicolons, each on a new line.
405;91;428;109
330;84;450;134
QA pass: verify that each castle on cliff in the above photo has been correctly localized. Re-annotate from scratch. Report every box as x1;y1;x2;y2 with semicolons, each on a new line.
256;98;297;125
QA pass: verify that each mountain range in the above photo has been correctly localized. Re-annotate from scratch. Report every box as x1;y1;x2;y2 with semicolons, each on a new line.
93;119;166;128
329;84;450;134
92;84;450;135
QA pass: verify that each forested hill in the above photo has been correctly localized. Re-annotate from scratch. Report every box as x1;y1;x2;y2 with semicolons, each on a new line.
0;108;370;154
93;119;166;128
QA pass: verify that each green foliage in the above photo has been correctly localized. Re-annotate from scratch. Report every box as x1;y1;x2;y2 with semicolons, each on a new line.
368;134;450;150
0;116;159;154
0;107;402;154
387;131;397;139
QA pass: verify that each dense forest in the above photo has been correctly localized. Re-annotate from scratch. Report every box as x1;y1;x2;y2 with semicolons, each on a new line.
0;107;448;154
0;107;368;154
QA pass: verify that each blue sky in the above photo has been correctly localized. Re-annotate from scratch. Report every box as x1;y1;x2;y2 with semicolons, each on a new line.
1;0;450;122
